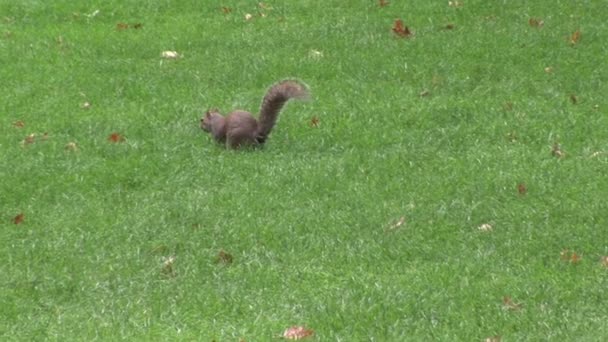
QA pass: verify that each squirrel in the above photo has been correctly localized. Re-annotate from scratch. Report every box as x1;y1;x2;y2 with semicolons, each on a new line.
200;79;309;149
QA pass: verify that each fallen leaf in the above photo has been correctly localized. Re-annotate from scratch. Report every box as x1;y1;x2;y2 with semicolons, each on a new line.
161;256;176;276
309;116;320;128
161;50;180;59
448;1;463;7
570;252;582;264
528;18;544;27
116;22;129;30
221;6;232;14
108;132;125;143
13;213;24;224
81;101;92;109
544;66;553;73
216;250;233;265
484;336;502;342
13;120;25;128
517;183;527;195
392;19;412;38
570;30;581;44
444;23;455;30
570;94;578;104
560;249;570;261
601;256;608;268
244;13;253;21
502;296;522;311
65;142;78;151
282;326;314;340
419;89;430;97
22;133;36;145
132;23;143;29
41;132;49;141
551;143;565;158
378;0;390;7
478;223;493;232
388;216;406;231
308;49;323;59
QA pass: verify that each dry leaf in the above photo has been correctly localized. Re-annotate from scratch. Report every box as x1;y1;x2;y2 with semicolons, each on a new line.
448;1;463;7
221;6;232;14
544;66;553;73
309;116;320;128
444;23;455;30
517;183;527;195
570;30;581;44
216;250;233;265
308;49;323;59
244;13;253;21
282;326;314;340
81;101;92;109
551;143;565;158
41;132;49;141
392;19;412;38
108;132;125;143
161;50;180;59
478;223;493;232
484;336;501;342
23;133;36;145
528;18;544;27
569;94;578;104
419;89;430;97
570;252;582;264
161;256;176;276
13;120;25;128
116;22;129;30
65;142;78;151
132;23;143;29
378;0;390;7
560;249;571;261
502;296;522;311
388;216;406;231
13;213;24;225
601;256;608;268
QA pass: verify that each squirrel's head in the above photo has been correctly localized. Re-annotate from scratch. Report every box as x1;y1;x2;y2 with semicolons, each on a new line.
201;109;221;132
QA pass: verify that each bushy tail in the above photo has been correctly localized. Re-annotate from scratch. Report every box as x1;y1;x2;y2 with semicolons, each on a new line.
255;80;309;144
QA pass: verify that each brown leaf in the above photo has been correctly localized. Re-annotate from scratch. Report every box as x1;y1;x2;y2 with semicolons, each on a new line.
13;120;25;128
108;132;125;143
392;19;412;38
13;213;24;225
132;23;143;29
161;256;176;276
116;22;129;30
388;216;406;231
216;250;233;265
309;116;320;128
570;30;581;44
23;133;36;145
517;183;527;195
478;223;493;232
65;142;78;151
560;249;571;261
221;6;232;14
444;23;455;30
551;143;565;158
570;94;578;104
601;256;608;268
570;252;582;264
282;326;314;340
378;0;390;7
502;296;522;311
528;18;544;27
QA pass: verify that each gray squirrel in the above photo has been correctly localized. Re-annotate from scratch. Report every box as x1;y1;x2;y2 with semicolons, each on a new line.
200;80;309;149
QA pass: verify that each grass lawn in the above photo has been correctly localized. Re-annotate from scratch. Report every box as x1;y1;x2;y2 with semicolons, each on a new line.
1;0;607;340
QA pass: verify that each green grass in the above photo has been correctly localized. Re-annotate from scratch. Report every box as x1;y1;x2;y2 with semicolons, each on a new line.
2;0;607;340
